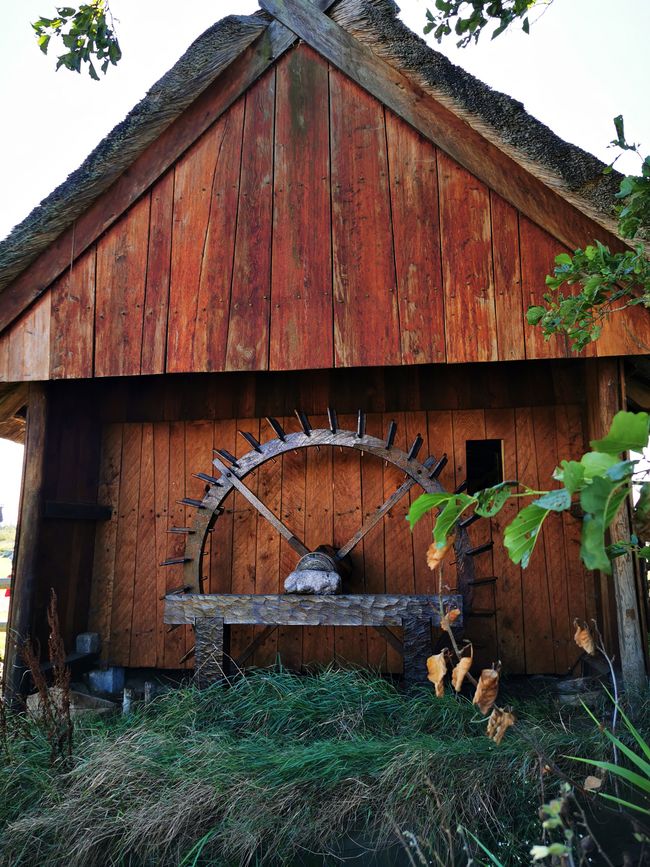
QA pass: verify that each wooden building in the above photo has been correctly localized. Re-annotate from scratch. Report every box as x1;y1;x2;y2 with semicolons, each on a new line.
1;0;648;691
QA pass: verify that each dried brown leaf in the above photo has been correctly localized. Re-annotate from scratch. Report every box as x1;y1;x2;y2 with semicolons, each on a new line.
426;651;448;698
473;663;501;715
573;618;596;656
440;607;461;632
426;536;454;571
451;647;473;692
583;775;602;792
486;707;516;745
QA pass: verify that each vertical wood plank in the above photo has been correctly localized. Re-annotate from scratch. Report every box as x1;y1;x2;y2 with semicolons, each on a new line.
95;196;150;377
519;216;570;360
362;413;388;671
330;70;400;368
130;423;157;666
109;424;142;664
484;408;525;673
278;416;306;668
302;413;335;667
533;405;572;673
89;424;123;663
333;413;366;666
514;407;555;672
437;152;497;363
0;332;9;382
425;410;457;591
7;294;52;381
50;250;95;379
271;46;333;371
141;172;174;376
226;71;275;371
164;421;188;667
405;411;435;595
385;112;445;365
166;104;245;373
153;422;171;668
490;192;525;361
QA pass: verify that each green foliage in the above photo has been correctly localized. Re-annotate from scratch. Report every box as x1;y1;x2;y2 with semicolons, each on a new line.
408;411;650;575
527;117;650;352
423;0;542;48
32;0;121;79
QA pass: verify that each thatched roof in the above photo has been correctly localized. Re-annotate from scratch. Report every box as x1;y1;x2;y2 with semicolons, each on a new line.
0;0;627;301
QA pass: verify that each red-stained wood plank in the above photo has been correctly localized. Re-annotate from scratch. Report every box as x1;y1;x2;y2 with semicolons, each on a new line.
405;411;436;595
226;71;275;371
130;423;157;666
484;408;525;674
596;292;650;358
88;423;123;663
253;418;283;666
109;424;142;665
153;422;171;668
533;405;572;673
5;293;51;381
0;333;8;382
519;216;570;360
330;71;400;368
385;112;445;365
437;152;497;364
333;413;367;666
452;409;497;667
362;413;388;671
166;104;245;373
490;192;525;361
209;419;236;597
302;414;335;667
230;419;261;662
554;403;591;666
141;173;174;375
277;416;307;668
164;421;188;667
270;45;333;371
95;196;150;377
50;249;95;379
425;410;458;591
514;407;555;672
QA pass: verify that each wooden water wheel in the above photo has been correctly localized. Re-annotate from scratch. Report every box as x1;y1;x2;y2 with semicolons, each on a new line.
163;409;491;684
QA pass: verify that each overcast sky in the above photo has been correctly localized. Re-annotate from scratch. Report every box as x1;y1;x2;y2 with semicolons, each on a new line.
0;0;648;521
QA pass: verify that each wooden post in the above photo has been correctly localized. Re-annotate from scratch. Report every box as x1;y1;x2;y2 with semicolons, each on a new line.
194;616;228;688
586;359;647;690
402;614;432;689
3;383;48;705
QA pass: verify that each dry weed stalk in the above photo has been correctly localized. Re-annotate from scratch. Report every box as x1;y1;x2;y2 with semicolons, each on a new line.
22;590;73;766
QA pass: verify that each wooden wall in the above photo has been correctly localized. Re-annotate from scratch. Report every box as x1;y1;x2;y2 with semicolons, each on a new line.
40;362;594;676
1;45;648;384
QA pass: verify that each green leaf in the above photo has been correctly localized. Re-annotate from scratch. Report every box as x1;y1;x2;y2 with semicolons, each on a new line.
599;792;650;816
566;756;650;795
581;475;628;526
407;493;455;530
605;459;637;482
433;494;475;547
580;451;619;481
532;488;571;512
555;252;573;266
38;33;51;54
504;504;549;568
580;513;609;572
553;460;585;494
526;305;545;325
590;410;650;454
474;481;517;517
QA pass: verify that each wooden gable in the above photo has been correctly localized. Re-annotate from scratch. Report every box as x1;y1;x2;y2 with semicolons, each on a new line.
1;33;649;381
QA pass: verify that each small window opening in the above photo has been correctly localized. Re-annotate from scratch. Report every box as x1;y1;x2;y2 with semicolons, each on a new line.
466;439;503;495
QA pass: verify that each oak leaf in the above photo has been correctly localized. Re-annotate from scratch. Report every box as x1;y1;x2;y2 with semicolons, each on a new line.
573;618;596;656
472;663;501;715
426;651;448;697
426;536;454;570
486;707;515;745
451;646;473;692
440;607;461;632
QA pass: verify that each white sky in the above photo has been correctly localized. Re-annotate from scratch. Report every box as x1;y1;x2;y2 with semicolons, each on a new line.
0;0;649;523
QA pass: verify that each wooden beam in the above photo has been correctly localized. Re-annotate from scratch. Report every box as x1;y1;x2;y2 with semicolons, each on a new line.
165;592;463;627
43;501;112;522
585;358;647;689
3;383;48;704
0;0;338;335
259;0;624;256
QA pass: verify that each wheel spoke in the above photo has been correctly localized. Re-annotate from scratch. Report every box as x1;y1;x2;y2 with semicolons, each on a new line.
336;476;417;559
212;455;309;557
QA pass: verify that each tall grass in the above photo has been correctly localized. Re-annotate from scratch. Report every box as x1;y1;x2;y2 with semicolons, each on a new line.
0;670;621;866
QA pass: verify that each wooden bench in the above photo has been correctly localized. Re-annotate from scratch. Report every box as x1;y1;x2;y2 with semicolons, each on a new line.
164;593;463;688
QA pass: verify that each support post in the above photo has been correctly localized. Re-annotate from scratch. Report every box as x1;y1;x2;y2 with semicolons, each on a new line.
3;383;48;706
586;359;647;690
402;612;432;689
194;616;228;688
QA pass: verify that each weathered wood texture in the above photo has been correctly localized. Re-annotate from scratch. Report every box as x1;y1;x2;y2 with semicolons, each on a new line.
83;377;596;675
2;45;647;381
